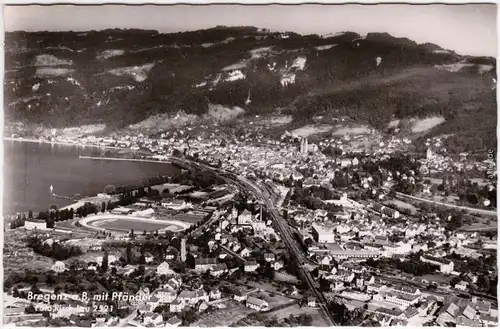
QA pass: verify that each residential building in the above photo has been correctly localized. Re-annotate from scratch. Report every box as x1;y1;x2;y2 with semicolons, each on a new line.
155;289;177;303
144;312;163;327
177;290;209;305
234;290;247;302
238;209;253;225
194;258;217;271
420;255;454;274
166;316;182;327
246;296;269;311
244;261;260;272
210;263;228;277
169;300;185;313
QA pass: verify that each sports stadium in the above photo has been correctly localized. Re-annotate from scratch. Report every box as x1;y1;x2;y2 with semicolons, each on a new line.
79;214;191;233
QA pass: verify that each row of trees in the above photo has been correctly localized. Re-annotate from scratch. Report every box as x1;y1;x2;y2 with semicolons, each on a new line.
364;256;439;276
26;236;83;260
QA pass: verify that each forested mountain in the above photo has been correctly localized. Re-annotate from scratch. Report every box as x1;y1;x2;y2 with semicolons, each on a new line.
4;26;497;151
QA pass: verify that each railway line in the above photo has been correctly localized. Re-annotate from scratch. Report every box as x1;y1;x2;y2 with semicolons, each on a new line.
175;158;338;326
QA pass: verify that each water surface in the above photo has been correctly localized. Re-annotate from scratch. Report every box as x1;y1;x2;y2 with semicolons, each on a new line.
3;140;179;213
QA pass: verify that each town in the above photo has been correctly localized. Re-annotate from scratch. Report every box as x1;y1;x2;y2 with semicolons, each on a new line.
4;124;498;327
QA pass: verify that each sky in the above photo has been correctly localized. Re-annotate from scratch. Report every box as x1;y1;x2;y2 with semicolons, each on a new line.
3;4;498;56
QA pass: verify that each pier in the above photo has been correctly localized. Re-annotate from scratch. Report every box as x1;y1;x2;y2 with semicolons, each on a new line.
52;193;79;201
79;155;172;164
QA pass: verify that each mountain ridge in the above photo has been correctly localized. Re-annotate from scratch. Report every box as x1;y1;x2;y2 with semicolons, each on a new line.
4;27;497;153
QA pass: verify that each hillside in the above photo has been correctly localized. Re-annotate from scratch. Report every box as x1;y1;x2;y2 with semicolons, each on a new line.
4;26;497;152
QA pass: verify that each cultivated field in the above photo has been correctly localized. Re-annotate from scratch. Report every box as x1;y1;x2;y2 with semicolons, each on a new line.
266;303;330;327
384;199;419;215
332;125;371;136
411;116;446;133
190;300;254;327
292;124;334;137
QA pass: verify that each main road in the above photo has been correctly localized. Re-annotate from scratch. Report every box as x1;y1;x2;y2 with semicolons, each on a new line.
174;158;337;326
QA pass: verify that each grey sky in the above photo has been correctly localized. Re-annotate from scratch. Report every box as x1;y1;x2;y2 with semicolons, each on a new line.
4;4;497;56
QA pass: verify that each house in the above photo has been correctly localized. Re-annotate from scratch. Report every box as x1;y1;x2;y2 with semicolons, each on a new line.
238;209;253;225
169;300;185;313
166;316;182;327
338;158;352;167
338;262;365;274
272;260;284;271
404;307;420;321
157;262;175;275
330;281;345;292
479;314;498;326
462;304;477;320
197;300;210;312
285;286;299;296
234;290;247;302
374;307;405;320
244;261;260;272
263;252;276;262
195;258;217;271
144;312;163;327
475;300;491;314
391;285;420;296
210;263;228;277
246;296;269;311
240;247;252;258
307;297;317;307
177;290;209;305
209;289;222;300
155;288;177;303
454;281;468;291
367;282;386;294
333;270;355;283
144;253;154;263
165;277;182;290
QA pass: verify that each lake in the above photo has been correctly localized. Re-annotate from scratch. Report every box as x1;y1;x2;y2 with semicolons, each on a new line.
3;140;180;214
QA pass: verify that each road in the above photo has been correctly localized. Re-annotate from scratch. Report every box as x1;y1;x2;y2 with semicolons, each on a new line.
393;191;497;217
176;159;337;326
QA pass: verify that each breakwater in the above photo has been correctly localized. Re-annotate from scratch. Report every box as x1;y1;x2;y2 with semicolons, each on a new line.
79;155;172;164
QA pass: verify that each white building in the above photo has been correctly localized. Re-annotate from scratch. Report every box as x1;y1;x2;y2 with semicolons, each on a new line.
161;199;192;211
155;289;177;303
51;261;66;273
311;224;336;243
238;209;253;225
246;296;269;311
157;262;175;275
420;255;454;274
24;219;47;230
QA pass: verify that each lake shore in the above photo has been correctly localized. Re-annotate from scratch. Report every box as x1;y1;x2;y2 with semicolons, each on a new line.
3;137;126;150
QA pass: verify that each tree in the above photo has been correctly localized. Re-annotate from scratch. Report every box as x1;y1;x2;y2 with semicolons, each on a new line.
101;251;109;272
101;202;106;213
126;243;133;264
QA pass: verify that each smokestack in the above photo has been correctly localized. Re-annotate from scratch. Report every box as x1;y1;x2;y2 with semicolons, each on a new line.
180;238;186;262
